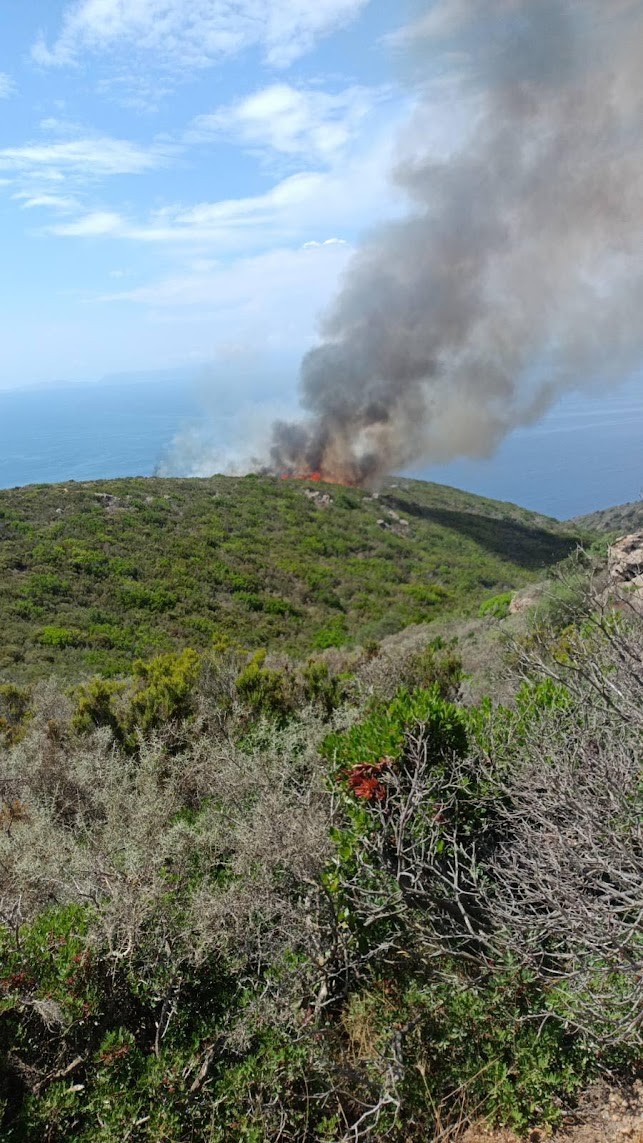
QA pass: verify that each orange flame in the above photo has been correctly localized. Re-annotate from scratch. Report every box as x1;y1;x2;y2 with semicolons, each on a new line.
280;470;324;483
276;466;364;487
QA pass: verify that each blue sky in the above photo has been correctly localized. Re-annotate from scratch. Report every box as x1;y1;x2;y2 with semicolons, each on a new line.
0;0;425;395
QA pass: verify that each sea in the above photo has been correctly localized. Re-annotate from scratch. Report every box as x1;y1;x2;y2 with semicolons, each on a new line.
0;374;641;520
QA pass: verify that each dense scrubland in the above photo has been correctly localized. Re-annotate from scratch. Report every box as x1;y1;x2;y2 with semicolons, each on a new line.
0;477;640;1141
0;475;582;680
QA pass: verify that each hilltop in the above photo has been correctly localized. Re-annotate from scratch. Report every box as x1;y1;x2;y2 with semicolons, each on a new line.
0;473;584;681
572;498;643;534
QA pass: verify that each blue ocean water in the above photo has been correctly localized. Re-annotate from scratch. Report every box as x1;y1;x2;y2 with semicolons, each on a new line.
417;377;643;518
0;375;640;519
0;378;200;489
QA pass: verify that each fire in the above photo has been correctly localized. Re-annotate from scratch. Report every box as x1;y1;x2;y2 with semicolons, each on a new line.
280;470;325;483
275;461;366;487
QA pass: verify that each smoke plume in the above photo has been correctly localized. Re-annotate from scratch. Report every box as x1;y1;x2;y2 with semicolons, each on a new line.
270;0;643;485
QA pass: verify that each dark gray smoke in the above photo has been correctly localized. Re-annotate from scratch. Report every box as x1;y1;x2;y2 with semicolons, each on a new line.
270;0;643;485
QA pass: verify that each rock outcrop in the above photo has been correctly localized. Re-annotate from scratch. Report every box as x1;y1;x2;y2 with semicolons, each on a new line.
607;532;643;612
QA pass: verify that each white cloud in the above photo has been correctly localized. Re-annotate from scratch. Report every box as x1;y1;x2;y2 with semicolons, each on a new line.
0;136;169;178
303;237;348;248
14;192;80;211
101;240;354;309
190;82;381;163
46;131;400;252
0;74;14;98
52;210;125;236
33;0;371;71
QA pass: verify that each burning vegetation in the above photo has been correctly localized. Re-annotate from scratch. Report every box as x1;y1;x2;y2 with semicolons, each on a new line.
280;470;323;483
266;0;643;487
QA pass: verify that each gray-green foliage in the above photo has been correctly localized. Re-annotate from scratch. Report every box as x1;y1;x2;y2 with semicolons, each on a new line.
0;579;641;1140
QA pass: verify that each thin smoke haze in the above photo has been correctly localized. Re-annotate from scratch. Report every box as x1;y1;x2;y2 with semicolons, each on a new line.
268;0;643;485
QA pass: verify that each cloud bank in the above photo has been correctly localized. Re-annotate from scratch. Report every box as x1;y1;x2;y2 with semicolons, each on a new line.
33;0;372;70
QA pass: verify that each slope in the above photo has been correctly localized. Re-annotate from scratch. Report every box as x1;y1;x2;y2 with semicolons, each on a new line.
572;499;643;534
0;474;583;681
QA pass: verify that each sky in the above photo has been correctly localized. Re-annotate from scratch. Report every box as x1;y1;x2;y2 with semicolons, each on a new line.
0;0;426;397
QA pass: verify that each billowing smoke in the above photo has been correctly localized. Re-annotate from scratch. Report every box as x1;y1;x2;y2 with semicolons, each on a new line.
270;0;643;485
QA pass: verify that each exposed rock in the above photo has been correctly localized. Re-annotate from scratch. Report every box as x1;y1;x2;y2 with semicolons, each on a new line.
386;510;409;527
508;582;548;615
94;492;127;514
304;489;333;508
608;532;643;588
463;1081;643;1143
607;533;643;615
377;513;411;536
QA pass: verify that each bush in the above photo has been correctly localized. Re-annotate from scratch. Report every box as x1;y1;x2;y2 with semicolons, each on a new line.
119;584;178;613
0;684;31;745
322;686;468;776
235;650;295;723
313;617;349;649
1;558;641;1141
479;591;512;619
37;626;81;649
396;639;463;699
127;648;201;736
22;573;70;603
71;676;127;740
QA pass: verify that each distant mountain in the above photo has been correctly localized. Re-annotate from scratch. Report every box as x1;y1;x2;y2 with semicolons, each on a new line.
0;474;583;681
571;500;643;534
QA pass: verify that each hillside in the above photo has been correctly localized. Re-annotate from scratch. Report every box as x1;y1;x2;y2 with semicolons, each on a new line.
572;498;643;534
0;473;583;681
1;514;640;1142
1;475;641;1143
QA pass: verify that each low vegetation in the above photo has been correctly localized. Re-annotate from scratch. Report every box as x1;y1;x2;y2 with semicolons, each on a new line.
0;523;641;1140
0;474;583;681
572;497;643;535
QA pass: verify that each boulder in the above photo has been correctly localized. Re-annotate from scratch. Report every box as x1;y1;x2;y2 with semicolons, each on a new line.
303;488;333;508
608;532;643;589
607;532;643;613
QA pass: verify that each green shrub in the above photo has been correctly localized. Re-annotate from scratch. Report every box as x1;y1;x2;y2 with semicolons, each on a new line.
313;617;348;649
323;686;468;775
22;573;70;603
300;660;348;717
399;639;463;699
37;625;81;648
479;591;512;619
67;544;109;577
348;969;592;1135
235;650;294;722
234;590;265;611
0;684;31;745
402;583;449;607
119;584;178;613
71;677;127;739
127;648;201;735
264;596;300;617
